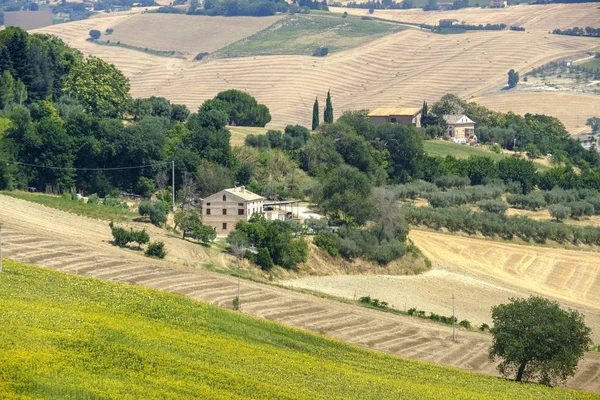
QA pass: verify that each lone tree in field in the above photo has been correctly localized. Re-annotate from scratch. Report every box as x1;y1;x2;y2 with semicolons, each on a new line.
89;30;101;40
489;296;591;386
324;90;333;124
507;69;519;89
312;97;319;130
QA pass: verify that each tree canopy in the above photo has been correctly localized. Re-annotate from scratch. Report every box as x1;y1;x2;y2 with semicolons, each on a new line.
489;296;592;386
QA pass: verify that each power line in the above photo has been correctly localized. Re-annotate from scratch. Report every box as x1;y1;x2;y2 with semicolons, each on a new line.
0;159;173;172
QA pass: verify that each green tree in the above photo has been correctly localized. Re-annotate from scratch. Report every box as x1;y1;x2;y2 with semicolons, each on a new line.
193;224;217;244
145;241;167;258
63;56;132;118
132;229;150;248
586;117;600;133
507;69;519;89
548;204;571;221
497;157;537;194
324;89;333;124
89;30;101;40
256;247;274;271
210;89;271;127
0;70;15;109
489;296;592;386
13;79;27;106
312;97;319;130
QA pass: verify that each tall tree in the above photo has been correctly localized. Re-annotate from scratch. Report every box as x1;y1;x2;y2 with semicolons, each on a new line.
312;97;319;130
507;69;519;89
0;70;15;109
489;296;591;386
324;89;333;124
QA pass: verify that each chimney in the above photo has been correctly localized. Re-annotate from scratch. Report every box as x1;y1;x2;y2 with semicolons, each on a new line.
241;186;245;193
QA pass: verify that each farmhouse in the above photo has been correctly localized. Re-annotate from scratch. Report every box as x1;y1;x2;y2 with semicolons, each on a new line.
443;114;475;141
575;133;599;151
439;19;459;28
201;187;264;235
489;0;508;8
437;3;454;11
368;107;423;128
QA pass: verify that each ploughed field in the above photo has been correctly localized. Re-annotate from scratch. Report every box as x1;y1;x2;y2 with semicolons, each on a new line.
1;194;600;393
32;14;600;131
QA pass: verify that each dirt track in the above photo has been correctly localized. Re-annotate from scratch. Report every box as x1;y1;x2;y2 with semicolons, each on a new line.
1;194;600;393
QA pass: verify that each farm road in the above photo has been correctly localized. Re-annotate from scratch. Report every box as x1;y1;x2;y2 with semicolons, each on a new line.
1;194;599;393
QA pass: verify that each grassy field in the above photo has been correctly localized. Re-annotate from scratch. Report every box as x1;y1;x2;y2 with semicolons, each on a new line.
228;125;270;146
216;14;406;57
0;191;137;222
1;260;598;400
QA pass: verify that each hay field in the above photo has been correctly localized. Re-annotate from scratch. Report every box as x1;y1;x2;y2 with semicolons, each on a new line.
473;92;600;135
3;194;600;394
100;14;283;56
331;3;600;31
32;20;600;129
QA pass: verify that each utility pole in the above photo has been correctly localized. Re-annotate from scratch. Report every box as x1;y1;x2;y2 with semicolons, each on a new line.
0;221;3;273
452;293;456;342
171;161;175;212
237;255;241;311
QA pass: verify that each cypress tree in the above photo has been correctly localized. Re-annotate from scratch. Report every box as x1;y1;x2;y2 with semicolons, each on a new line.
324;89;333;124
312;97;319;130
420;101;428;126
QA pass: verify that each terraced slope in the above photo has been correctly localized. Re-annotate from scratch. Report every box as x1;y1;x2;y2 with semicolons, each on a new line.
473;92;600;135
1;194;600;393
32;23;600;130
332;3;600;31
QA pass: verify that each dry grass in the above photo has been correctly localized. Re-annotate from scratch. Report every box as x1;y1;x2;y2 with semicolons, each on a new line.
32;18;600;129
99;14;284;57
331;3;600;31
473;92;600;135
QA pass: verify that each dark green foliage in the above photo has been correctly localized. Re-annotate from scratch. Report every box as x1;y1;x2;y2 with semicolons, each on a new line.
312;97;319;130
136;176;156;198
201;89;271;127
480;323;490;332
434;174;470;189
458;320;471;329
507;69;519;88
313;234;338;256
229;215;308;270
490;296;592;385
192;224;217;243
359;296;388;309
256;247;274;271
89;30;101;40
324;89;333;124
138;200;169;226
565;201;593;219
110;225;131;247
497;157;536;194
132;229;150;248
189;0;288;16
506;191;546;210
312;47;328;57
145;241;167;258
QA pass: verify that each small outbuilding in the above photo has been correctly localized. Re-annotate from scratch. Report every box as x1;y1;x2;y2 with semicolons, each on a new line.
368;107;423;128
439;19;459;28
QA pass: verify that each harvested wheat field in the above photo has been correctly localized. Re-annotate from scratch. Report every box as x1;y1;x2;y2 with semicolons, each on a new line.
99;14;284;56
332;3;600;31
474;92;600;134
32;21;600;128
1;194;600;393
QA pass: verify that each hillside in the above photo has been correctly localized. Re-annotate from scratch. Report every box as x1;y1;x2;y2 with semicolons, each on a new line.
32;17;600;130
3;260;599;399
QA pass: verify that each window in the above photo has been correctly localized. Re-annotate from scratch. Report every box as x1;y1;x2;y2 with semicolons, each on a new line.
238;209;244;215
206;209;211;215
222;223;227;230
390;117;397;123
238;202;244;206
222;209;227;215
222;195;227;201
206;202;211;206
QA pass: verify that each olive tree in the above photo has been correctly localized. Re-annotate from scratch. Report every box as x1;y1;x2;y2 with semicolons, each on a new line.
489;296;591;386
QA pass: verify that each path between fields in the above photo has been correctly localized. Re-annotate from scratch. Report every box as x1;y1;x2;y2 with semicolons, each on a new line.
1;194;599;393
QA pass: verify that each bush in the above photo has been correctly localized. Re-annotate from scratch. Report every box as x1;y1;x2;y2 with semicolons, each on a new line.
548;204;571;221
478;200;508;215
110;225;131;247
145;241;167;258
103;196;128;209
565;201;593;219
312;47;329;57
459;319;472;329
313;234;339;256
192;224;216;243
256;247;274;271
87;194;99;205
136;177;156;198
105;28;114;34
195;52;209;61
132;229;150;248
479;323;490;331
89;30;101;40
139;200;168;226
434;175;470;190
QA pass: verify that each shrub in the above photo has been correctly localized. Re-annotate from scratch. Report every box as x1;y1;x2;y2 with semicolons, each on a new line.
478;200;508;214
103;196;128;209
195;52;209;61
192;224;216;244
110;225;132;247
313;234;339;256
459;319;472;329
145;241;167;258
256;247;274;271
565;201;593;219
136;177;156;198
548;204;571;221
139;200;168;226
89;30;101;40
132;229;150;248
479;323;490;331
87;194;99;205
312;47;329;57
434;175;470;190
105;28;114;34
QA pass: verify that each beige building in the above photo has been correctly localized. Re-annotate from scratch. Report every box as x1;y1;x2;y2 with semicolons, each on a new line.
368;107;423;128
201;187;264;236
443;114;475;141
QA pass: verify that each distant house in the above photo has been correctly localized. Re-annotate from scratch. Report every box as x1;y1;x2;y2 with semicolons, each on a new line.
489;0;508;8
201;187;264;236
439;19;459;28
438;3;454;10
575;133;599;151
368;107;423;128
443;114;475;142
